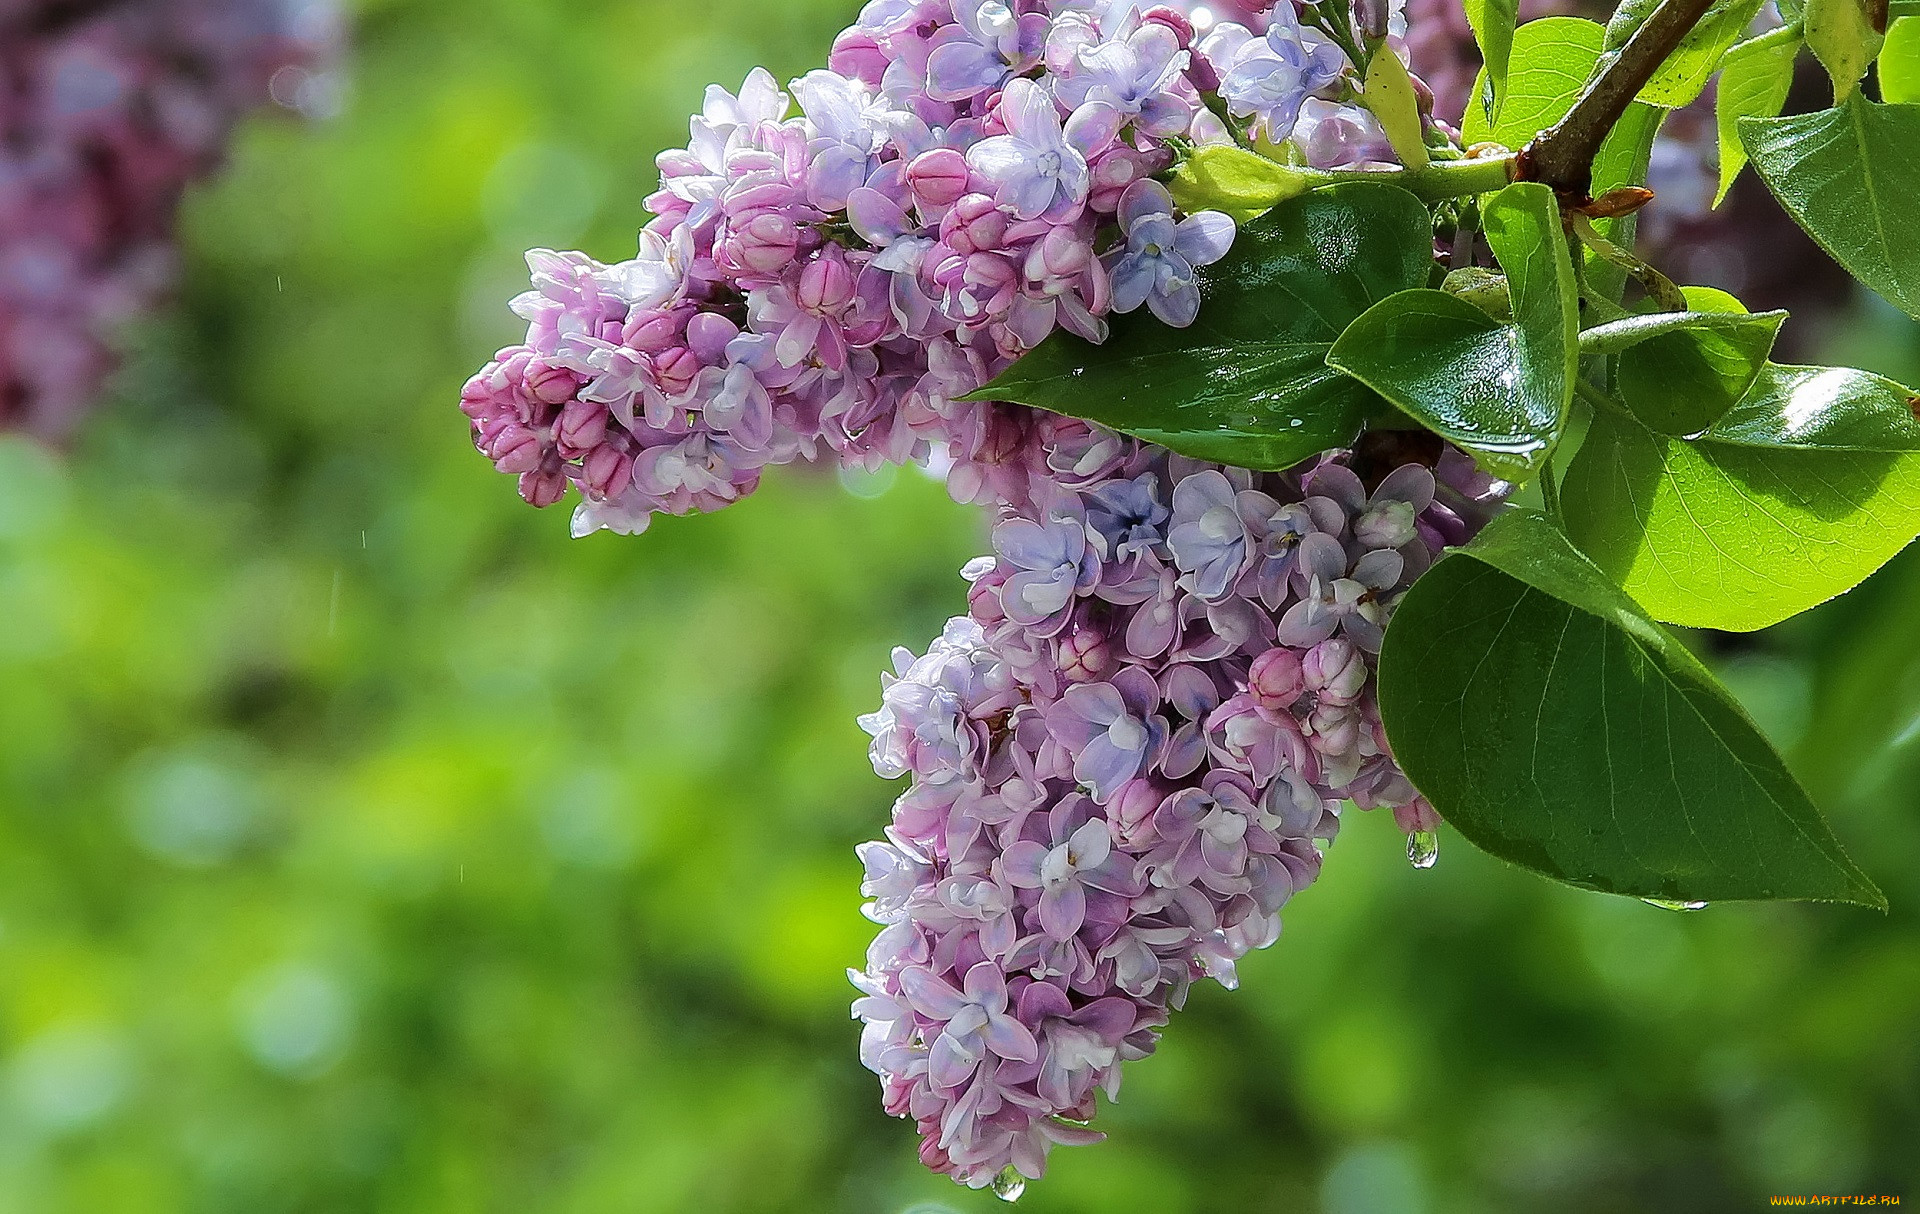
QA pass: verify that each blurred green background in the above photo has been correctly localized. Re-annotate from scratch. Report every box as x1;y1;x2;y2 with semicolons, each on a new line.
2;1;1919;1210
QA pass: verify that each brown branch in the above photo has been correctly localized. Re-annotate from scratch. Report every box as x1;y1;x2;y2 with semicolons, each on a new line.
1517;0;1719;200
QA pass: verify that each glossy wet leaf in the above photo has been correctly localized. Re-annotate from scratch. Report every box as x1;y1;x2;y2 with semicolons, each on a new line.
1564;364;1920;631
1740;96;1920;322
1714;27;1801;204
1601;0;1767;107
972;183;1432;469
1329;184;1575;480
1377;511;1885;908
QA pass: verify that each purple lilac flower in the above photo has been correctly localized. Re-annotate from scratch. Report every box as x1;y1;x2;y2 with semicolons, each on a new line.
855;434;1506;1189
925;0;1050;102
1201;9;1348;140
966;79;1121;222
1105;179;1235;327
1052;14;1196;137
1167;468;1250;601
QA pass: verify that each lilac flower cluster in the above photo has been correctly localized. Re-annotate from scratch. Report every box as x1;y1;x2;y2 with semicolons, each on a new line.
453;0;1515;1192
458;0;1399;539
1;0;342;440
851;432;1505;1189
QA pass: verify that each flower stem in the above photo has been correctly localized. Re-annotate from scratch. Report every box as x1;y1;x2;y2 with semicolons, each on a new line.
1519;0;1719;199
1310;153;1519;201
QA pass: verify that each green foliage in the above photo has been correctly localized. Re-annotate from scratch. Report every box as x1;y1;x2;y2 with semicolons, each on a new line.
1378;512;1885;909
1803;0;1885;98
1463;16;1608;148
1563;364;1920;631
1714;26;1802;205
1167;145;1310;217
1328;184;1576;481
1600;0;1768;108
1741;96;1920;322
1362;44;1431;170
1583;305;1787;436
1457;16;1659;296
1462;0;1521;120
1881;15;1920;102
973;183;1433;469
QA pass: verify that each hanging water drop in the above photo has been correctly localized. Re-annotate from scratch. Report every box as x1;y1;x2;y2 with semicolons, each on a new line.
1641;898;1707;911
991;1165;1027;1202
1407;828;1438;870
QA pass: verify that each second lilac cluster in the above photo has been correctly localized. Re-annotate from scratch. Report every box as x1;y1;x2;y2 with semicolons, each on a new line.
1;0;341;439
851;424;1505;1189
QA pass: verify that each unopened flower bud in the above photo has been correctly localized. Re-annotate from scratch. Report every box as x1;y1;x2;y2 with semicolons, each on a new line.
907;148;972;208
579;443;634;498
524;359;578;405
518;466;568;507
623;309;685;353
556;398;608;455
1248;647;1305;710
736;212;801;274
484;422;543;474
1354;0;1389;40
1303;638;1367;705
1059;627;1113;682
1355;499;1418;549
799;255;856;313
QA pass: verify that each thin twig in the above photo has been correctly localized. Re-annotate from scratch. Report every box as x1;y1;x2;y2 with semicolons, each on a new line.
1519;0;1718;199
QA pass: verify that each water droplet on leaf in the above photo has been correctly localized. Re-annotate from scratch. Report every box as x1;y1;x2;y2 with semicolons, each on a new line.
1406;829;1438;870
992;1165;1027;1202
1641;898;1707;912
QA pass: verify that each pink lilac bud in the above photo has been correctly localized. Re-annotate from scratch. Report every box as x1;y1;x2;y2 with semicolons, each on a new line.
1303;637;1369;705
556;399;610;455
518;467;568;508
1058;626;1113;682
799;255;857;313
908;149;973;208
1248;647;1305;710
734;212;803;274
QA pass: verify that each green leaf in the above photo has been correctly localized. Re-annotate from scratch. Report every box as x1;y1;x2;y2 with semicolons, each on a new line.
1805;0;1884;99
1168;145;1311;217
1456;16;1659;300
1601;0;1768;108
1327;183;1575;480
1587;307;1787;436
1462;17;1607;148
1882;16;1920;103
1698;362;1920;450
970;183;1432;469
1714;26;1802;205
1462;0;1521;121
1741;96;1920;322
1363;47;1431;170
1377;510;1885;909
1563;364;1920;631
